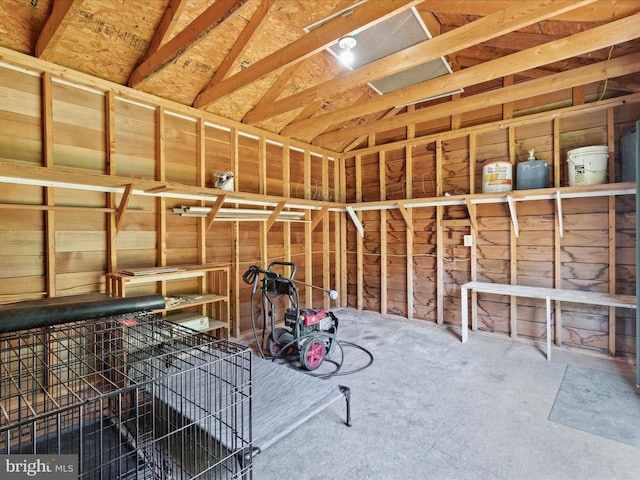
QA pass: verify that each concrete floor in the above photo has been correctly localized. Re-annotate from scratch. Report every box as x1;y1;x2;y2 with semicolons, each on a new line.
252;308;640;480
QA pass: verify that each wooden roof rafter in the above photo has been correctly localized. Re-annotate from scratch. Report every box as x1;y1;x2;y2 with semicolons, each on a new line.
192;0;422;109
283;11;640;141
243;0;361;124
201;0;277;91
314;51;640;146
143;0;189;57
417;0;640;22
34;0;76;60
246;0;596;127
128;0;249;88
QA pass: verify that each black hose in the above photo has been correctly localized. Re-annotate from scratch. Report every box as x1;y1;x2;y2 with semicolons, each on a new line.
271;330;374;379
243;265;267;358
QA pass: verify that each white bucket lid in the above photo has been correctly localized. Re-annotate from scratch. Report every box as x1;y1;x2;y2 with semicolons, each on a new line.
567;145;609;158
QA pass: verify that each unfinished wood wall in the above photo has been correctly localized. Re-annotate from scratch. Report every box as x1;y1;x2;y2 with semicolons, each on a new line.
0;59;339;337
344;88;638;358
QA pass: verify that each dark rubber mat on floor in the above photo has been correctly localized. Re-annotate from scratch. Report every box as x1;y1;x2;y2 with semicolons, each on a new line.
549;365;640;447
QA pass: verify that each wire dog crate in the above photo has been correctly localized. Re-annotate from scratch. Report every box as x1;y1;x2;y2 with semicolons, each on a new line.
0;311;252;479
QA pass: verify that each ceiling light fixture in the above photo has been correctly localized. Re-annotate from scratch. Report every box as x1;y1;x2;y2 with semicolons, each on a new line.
337;35;357;66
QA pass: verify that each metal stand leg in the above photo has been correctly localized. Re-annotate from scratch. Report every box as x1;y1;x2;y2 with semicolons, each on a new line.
339;385;352;427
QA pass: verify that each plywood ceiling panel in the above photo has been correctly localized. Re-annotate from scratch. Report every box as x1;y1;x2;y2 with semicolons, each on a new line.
0;0;637;152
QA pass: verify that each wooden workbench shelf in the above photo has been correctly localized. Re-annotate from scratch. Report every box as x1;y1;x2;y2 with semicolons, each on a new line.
105;265;231;338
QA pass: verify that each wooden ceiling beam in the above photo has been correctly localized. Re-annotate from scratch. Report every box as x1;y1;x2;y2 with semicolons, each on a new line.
474;31;640;61
192;0;421;108
128;0;248;88
517;67;640;94
203;0;277;90
312;51;640;146
34;0;76;60
246;0;595;125
285;11;640;139
420;1;640;22
143;0;189;57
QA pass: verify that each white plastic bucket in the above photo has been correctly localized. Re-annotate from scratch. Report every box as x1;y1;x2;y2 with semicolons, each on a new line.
566;146;608;186
482;161;513;193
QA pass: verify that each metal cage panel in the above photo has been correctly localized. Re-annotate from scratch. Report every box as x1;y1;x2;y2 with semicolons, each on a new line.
0;312;252;479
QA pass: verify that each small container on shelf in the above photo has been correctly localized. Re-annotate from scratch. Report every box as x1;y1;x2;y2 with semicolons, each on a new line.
566;145;608;186
516;149;548;190
621;127;637;182
482;161;512;193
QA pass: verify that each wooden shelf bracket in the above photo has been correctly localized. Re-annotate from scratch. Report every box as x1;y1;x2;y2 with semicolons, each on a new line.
506;195;519;237
346;206;364;237
555;190;564;238
115;183;134;232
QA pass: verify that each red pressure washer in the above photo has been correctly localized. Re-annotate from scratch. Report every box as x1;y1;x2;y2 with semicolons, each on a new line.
242;262;339;371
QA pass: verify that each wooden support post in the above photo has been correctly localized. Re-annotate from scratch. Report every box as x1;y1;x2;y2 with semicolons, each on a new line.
553;118;561;188
636;119;640;388
283;143;292;275
469;133;476;195
468;134;477;326
105;90;117;274
468;200;478;332
322;154;330;312
231;127;240;337
196;117;206;264
304;150;312;307
503;75;514;119
259;137;267;269
338;157;347;308
155;107;166;276
508;126;518;339
436;139;443;324
436;205;444;325
451;94;461;130
42;72;55;297
553;117;562;345
356;154;364;311
305;209;313;308
607;107;616;356
405;142;414;320
380;150;387;315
